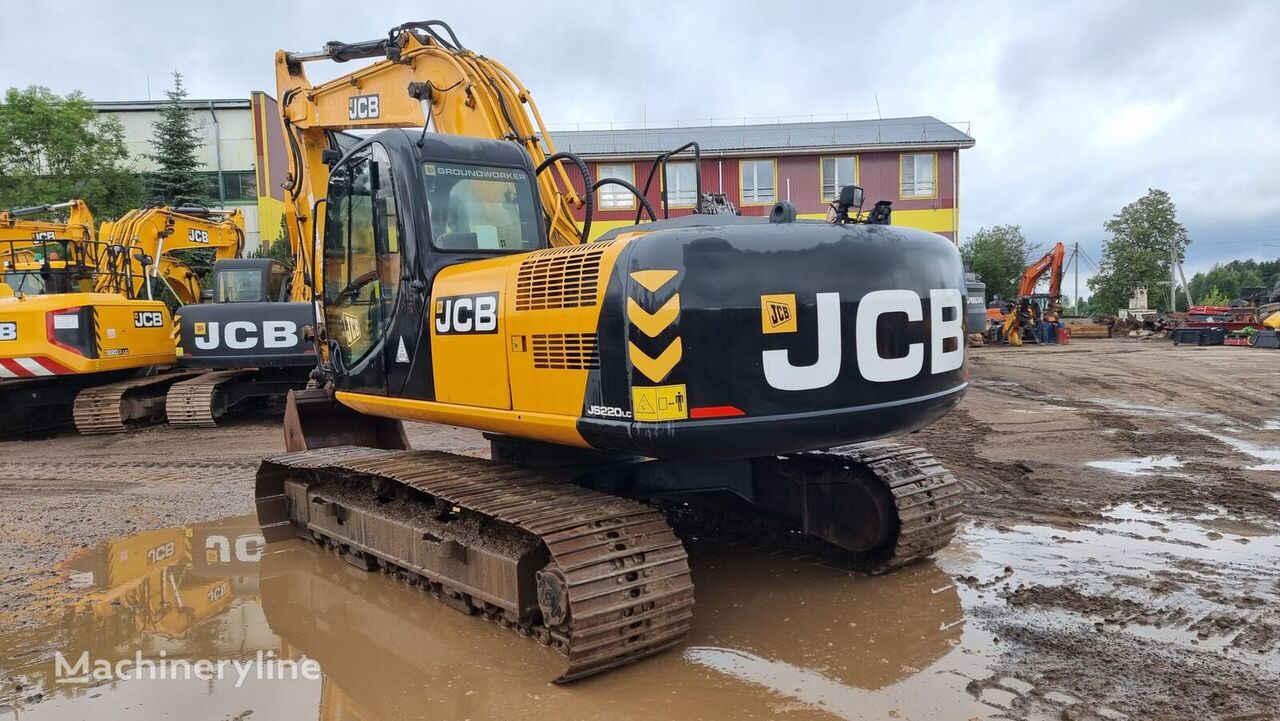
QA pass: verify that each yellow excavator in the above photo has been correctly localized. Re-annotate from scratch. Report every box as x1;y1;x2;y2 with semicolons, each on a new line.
254;21;968;682
0;204;245;434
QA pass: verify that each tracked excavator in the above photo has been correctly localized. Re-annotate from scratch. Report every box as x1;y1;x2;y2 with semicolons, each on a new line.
989;242;1065;346
0;205;245;434
254;21;969;682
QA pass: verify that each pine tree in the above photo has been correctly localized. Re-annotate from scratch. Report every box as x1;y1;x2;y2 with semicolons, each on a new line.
146;72;209;207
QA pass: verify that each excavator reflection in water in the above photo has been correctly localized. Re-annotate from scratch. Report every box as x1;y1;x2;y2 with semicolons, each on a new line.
259;541;968;720
2;526;968;720
0;515;269;709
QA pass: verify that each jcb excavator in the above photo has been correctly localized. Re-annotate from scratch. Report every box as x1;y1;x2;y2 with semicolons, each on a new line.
0;198;95;246
0;205;245;434
253;21;968;683
989;241;1065;346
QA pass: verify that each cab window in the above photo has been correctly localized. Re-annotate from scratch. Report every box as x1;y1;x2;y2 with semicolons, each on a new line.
216;269;263;302
323;143;403;366
421;161;540;252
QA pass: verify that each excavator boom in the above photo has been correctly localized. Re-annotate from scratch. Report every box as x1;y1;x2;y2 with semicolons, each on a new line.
1017;241;1066;298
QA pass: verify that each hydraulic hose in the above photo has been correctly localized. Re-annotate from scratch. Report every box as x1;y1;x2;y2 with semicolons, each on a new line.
592;178;657;225
535;151;593;243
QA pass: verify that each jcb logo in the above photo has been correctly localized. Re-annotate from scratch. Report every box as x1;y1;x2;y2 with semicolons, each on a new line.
434;292;499;335
147;541;176;565
348;94;380;120
207;582;229;604
760;294;797;334
0;322;15;341
188;229;209;244
31;231;55;240
134;311;164;328
193;320;299;350
762;289;965;391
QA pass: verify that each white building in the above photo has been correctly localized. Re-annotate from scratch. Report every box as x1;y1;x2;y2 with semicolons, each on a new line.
94;98;268;252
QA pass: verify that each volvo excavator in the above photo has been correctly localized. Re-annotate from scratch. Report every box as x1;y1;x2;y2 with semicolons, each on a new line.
253;21;969;683
989;241;1066;346
0;205;245;434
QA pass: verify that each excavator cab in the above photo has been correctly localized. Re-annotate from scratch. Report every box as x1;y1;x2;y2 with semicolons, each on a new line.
315;129;545;390
212;259;291;303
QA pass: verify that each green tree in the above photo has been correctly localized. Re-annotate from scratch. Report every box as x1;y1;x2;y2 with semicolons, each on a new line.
0;86;143;218
1187;260;1269;304
146;72;209;207
1199;286;1231;306
960;225;1033;302
250;216;293;265
1087;189;1190;314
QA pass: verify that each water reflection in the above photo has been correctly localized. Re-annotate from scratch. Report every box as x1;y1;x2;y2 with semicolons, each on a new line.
3;517;986;721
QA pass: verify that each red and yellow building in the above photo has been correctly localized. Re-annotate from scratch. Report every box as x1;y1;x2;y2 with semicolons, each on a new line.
549;116;975;242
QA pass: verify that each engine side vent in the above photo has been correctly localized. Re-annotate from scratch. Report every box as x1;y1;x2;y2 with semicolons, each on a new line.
516;241;615;311
531;333;600;370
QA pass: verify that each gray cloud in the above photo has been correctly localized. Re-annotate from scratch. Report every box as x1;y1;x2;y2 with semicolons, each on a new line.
4;0;1277;286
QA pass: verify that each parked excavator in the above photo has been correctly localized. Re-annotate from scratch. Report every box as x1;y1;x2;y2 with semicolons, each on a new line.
987;241;1065;346
0;205;245;434
254;21;969;683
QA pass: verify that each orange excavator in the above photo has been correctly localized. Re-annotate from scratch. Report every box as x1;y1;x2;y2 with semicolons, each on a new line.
987;242;1065;346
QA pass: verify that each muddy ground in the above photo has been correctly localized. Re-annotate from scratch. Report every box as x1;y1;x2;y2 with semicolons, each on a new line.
0;339;1277;720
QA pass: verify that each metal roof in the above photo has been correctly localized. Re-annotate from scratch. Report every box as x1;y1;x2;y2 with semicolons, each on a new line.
92;98;251;112
547;116;974;158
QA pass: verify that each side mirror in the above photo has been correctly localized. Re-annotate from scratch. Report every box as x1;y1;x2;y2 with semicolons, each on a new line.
201;288;214;301
321;149;343;166
134;252;154;267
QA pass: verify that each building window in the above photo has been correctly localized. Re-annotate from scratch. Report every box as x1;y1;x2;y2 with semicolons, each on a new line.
596;164;635;210
664;162;698;207
900;153;936;198
740;159;775;204
195;170;258;202
821;156;857;201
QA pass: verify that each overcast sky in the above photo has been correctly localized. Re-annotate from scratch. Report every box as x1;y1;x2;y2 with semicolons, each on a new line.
4;1;1278;292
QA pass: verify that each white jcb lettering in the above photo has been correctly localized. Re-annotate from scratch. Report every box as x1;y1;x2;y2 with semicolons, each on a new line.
435;293;500;335
194;322;219;350
224;321;257;350
451;298;474;332
474;295;498;332
929;288;965;374
761;288;966;391
762;292;842;391
263;321;297;349
856;289;923;383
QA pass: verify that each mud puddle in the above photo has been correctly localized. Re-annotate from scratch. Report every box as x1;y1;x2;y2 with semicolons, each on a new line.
1086;455;1184;475
951;502;1280;719
2;515;1025;721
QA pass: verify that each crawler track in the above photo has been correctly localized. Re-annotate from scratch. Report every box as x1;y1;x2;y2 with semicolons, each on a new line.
165;370;254;428
667;441;965;573
256;446;695;682
72;370;204;434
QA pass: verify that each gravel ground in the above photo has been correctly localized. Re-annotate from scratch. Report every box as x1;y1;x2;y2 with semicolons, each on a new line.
1;338;1277;720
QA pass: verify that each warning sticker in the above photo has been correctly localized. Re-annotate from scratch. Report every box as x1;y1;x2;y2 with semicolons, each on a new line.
631;384;688;422
760;293;797;334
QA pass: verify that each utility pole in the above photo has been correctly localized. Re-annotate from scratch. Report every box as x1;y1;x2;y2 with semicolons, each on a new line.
1074;241;1080;314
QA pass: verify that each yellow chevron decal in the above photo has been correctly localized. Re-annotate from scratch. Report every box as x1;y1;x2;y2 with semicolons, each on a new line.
627;294;680;337
629;339;683;383
630;269;678;293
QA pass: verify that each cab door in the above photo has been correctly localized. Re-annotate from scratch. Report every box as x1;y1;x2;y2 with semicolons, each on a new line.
321;143;404;395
